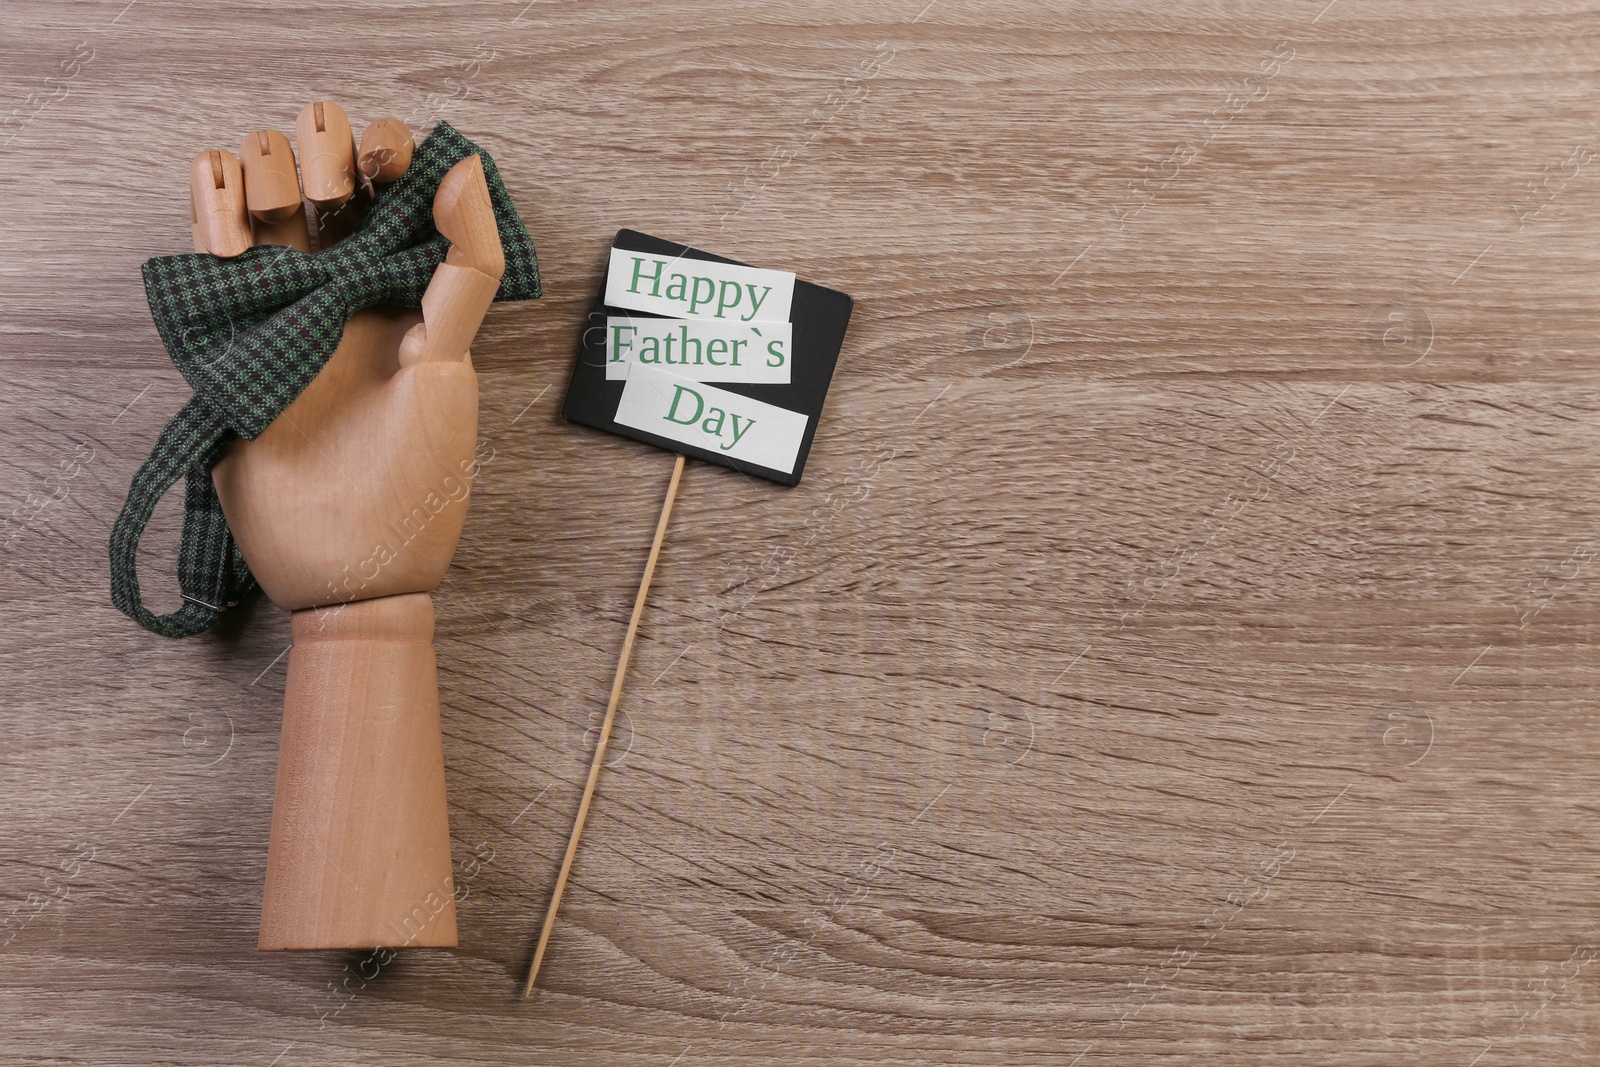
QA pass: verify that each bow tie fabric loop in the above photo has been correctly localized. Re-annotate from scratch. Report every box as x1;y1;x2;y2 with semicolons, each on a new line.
110;122;541;638
107;394;247;637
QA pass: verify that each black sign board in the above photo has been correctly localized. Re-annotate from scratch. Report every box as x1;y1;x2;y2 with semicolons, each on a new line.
562;229;854;486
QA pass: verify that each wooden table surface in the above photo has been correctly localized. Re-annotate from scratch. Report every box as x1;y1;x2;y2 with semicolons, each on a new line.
6;0;1600;1063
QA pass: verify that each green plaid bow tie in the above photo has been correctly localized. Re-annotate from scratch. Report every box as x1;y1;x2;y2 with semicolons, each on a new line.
110;121;541;638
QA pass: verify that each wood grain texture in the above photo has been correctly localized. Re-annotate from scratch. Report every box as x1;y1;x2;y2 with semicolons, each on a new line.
5;0;1600;1063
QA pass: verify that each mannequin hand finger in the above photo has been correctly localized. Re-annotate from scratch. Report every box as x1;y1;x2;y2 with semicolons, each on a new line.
189;149;251;258
295;100;355;209
397;157;504;366
358;118;414;185
435;155;504;278
240;130;300;221
239;128;311;252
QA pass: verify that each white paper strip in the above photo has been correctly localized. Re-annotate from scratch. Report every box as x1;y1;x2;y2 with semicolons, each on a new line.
605;316;792;384
613;365;809;473
604;247;795;324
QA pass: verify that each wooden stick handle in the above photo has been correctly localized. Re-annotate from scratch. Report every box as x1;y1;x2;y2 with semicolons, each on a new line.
523;453;686;995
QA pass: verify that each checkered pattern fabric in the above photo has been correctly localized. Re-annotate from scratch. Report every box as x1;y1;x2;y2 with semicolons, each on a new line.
110;122;541;638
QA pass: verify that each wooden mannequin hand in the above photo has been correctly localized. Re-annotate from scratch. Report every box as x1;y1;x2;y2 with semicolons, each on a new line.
193;102;506;610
